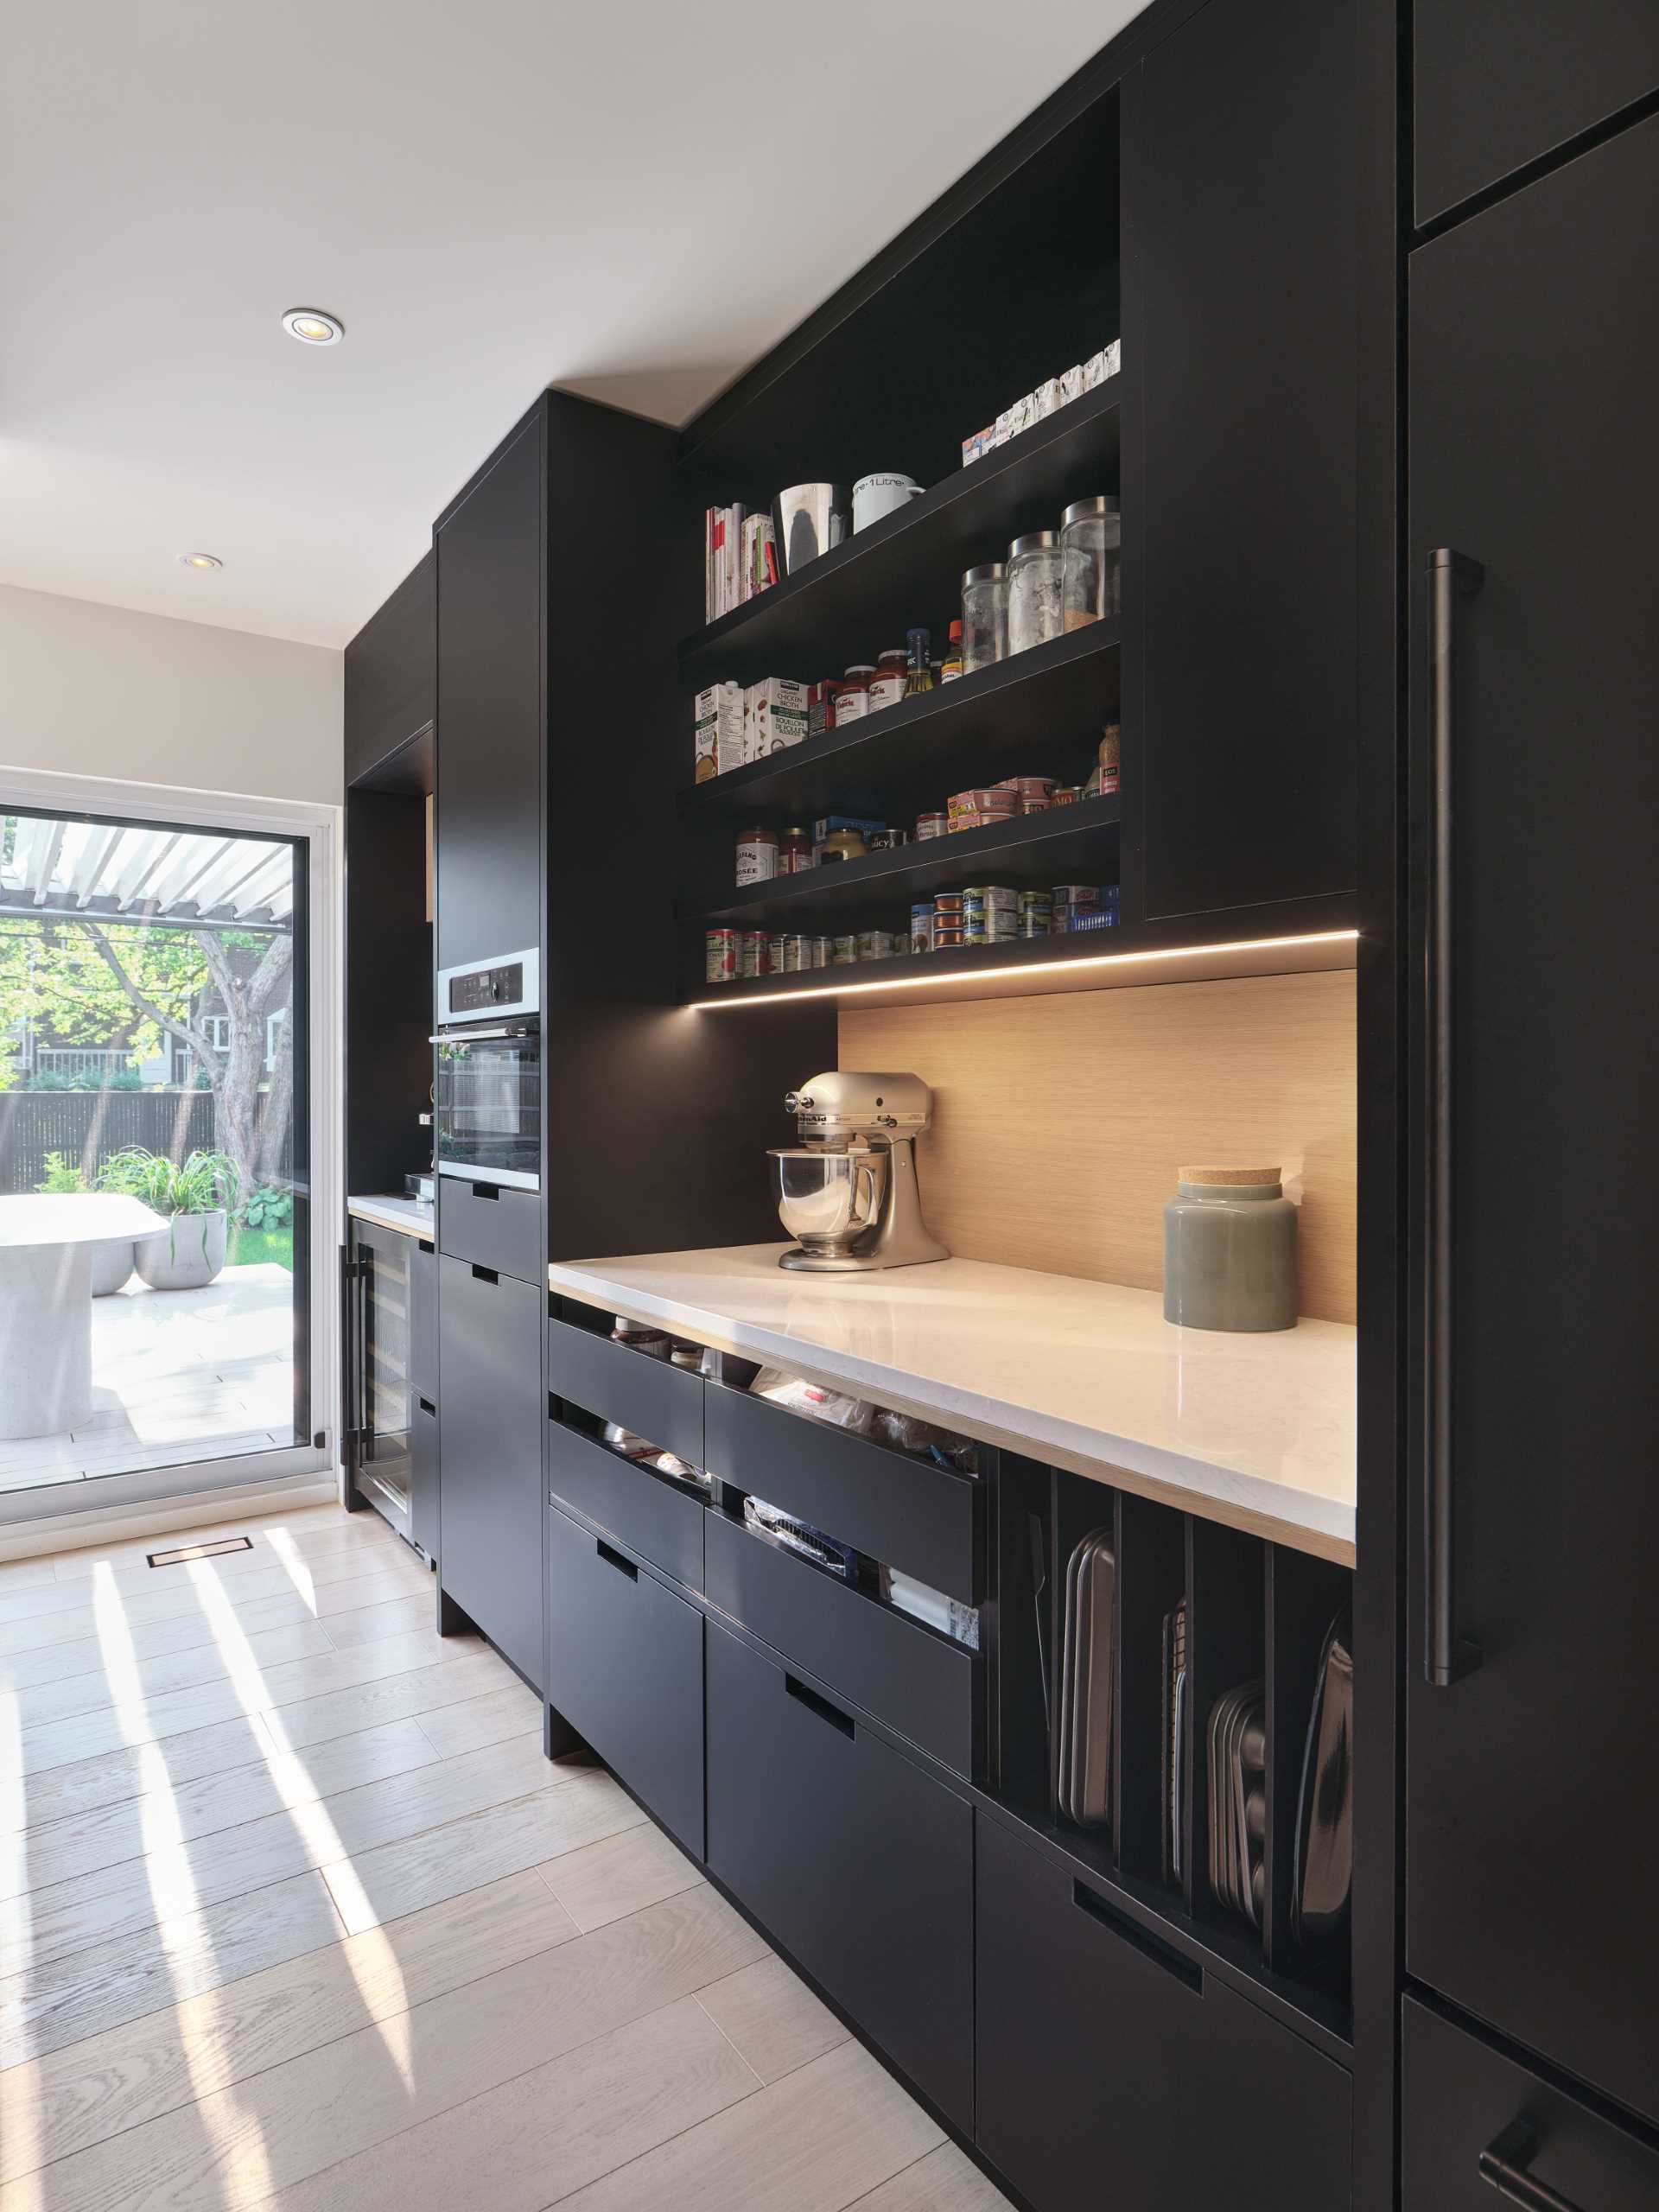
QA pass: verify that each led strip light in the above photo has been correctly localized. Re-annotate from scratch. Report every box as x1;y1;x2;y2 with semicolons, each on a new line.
688;928;1359;1009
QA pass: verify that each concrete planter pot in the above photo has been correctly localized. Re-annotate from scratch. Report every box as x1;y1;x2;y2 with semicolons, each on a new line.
89;1237;137;1297
133;1209;228;1292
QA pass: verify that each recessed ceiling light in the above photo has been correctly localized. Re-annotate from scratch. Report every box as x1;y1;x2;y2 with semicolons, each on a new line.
178;552;223;570
282;307;345;346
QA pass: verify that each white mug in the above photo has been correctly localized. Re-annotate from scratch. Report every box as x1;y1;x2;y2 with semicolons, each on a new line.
853;473;924;533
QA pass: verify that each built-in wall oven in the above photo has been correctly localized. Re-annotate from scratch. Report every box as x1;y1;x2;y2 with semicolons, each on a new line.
432;950;541;1192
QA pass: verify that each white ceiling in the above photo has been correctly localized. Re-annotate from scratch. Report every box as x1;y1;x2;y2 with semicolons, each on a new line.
0;2;1143;652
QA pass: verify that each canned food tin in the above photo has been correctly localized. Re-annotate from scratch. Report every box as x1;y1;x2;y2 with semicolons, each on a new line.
963;884;1017;909
832;935;859;965
910;906;935;952
739;929;769;978
1051;785;1081;806
856;931;895;962
705;929;739;983
964;918;1018;944
809;935;834;969
933;925;965;950
916;812;949;840
1020;912;1052;937
934;893;965;915
783;934;812;972
768;933;787;969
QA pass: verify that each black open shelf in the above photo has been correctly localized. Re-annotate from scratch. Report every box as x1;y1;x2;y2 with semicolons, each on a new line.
679;383;1121;683
684;893;1359;1007
680;622;1120;826
688;792;1121;930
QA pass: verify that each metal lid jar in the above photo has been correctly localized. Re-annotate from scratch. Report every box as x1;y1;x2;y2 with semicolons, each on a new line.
1007;531;1064;655
1162;1166;1299;1332
960;562;1007;674
1060;495;1122;630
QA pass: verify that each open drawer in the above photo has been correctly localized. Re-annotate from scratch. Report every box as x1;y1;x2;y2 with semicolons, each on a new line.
703;1508;981;1777
546;1410;705;1588
702;1379;981;1605
546;1313;703;1470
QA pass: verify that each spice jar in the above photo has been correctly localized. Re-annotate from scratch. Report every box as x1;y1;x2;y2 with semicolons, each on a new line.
1098;720;1122;794
817;829;868;865
868;650;907;713
1163;1166;1298;1332
836;664;874;721
1059;496;1122;630
779;826;812;874
736;824;779;886
1007;531;1065;654
940;620;963;682
961;563;1007;674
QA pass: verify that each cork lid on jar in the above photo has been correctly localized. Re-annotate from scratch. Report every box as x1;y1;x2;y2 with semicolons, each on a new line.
1178;1166;1283;1185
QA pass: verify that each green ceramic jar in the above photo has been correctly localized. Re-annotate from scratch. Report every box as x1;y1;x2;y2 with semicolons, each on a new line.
1163;1166;1299;1332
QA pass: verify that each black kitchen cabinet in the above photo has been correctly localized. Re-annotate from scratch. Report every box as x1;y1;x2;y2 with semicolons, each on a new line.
976;1815;1351;2211
544;1501;704;1856
407;1241;438;1559
345;549;435;785
1415;3;1659;227
437;1256;543;1689
1406;115;1659;2131
435;417;542;973
704;1619;974;2135
1402;1999;1659;2210
1126;0;1356;923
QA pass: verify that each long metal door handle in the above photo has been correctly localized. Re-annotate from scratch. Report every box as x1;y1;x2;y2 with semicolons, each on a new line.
1478;2123;1587;2212
1425;546;1484;1687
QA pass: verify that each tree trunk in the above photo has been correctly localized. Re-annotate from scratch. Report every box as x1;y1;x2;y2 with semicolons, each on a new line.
200;930;293;1211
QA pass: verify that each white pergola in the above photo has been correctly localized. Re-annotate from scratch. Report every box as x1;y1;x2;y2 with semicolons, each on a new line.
0;815;295;934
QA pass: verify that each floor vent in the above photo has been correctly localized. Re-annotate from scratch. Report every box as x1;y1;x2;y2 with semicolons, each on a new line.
148;1535;255;1568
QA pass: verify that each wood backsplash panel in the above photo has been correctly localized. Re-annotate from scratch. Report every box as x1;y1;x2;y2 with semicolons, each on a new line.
839;969;1356;1323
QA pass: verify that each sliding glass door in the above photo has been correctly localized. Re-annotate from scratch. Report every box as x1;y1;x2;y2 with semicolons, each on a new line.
0;804;311;1501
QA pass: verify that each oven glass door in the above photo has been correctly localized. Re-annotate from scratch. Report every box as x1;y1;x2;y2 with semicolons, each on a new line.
434;1026;541;1188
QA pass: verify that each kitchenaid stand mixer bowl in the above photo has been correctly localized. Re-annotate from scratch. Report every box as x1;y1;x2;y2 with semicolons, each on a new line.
769;1072;950;1273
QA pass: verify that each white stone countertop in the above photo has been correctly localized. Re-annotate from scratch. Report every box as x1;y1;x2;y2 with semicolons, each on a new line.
346;1194;435;1240
0;1193;168;1247
548;1243;1357;1564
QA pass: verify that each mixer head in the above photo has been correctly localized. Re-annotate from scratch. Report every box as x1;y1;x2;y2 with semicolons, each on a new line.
783;1071;934;1145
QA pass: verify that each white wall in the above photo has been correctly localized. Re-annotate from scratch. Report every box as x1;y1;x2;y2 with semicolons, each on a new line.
0;583;341;804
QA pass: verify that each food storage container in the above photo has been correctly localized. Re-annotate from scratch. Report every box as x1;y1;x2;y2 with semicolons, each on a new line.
961;563;1008;673
1163;1166;1299;1332
1007;531;1064;654
1060;496;1122;629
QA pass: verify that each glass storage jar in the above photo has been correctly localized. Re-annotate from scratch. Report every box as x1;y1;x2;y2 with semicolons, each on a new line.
1060;496;1122;629
960;563;1008;674
1006;531;1064;654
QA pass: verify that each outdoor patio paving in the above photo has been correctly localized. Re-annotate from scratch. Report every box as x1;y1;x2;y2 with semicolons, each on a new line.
0;1262;296;1491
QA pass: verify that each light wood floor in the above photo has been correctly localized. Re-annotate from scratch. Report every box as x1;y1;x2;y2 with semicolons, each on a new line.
0;1503;1007;2212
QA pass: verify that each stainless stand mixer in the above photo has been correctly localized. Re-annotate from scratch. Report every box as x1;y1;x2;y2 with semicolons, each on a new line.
769;1071;950;1273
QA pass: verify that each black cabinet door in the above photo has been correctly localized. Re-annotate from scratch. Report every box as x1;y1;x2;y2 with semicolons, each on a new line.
704;1620;974;2134
435;417;541;971
1416;3;1659;227
1402;2000;1659;2211
544;1503;703;1857
1128;0;1355;922
976;1816;1351;2212
345;549;435;785
436;1256;543;1688
1406;118;1659;2130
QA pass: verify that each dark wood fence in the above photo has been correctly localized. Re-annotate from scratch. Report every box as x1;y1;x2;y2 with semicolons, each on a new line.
0;1090;220;1193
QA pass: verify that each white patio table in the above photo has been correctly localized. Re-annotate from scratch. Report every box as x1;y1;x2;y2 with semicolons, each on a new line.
0;1194;169;1440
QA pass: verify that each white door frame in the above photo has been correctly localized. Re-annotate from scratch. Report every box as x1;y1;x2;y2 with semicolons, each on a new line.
0;762;342;1529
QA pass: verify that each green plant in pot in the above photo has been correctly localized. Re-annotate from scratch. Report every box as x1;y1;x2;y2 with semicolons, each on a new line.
98;1147;242;1292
